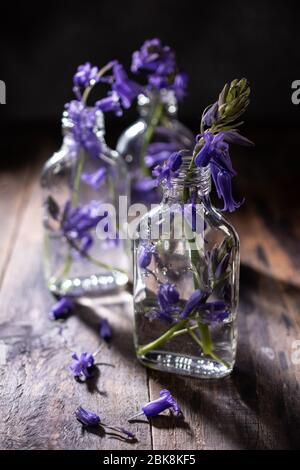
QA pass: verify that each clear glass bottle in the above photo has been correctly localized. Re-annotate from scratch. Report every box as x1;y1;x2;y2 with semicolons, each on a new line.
41;108;130;296
116;89;194;204
133;156;240;379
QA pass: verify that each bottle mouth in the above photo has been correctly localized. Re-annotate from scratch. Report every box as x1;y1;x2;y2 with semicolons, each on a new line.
170;153;211;195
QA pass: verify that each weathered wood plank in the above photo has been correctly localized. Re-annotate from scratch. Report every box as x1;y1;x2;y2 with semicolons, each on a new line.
0;175;152;450
148;264;300;449
0;168;32;289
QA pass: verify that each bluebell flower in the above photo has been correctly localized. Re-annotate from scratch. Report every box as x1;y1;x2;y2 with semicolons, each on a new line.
100;319;112;342
112;62;142;109
152;151;182;188
138;243;156;269
75;406;136;439
70;352;95;379
180;289;206;319
200;301;230;323
147;283;180;324
65;100;102;159
96;91;123;117
75;406;100;426
173;72;188;100
144;141;181;168
131;38;175;75
211;167;244;212
62;201;108;255
49;296;75;320
73;62;99;88
131;38;187;100
81;167;107;190
128;389;182;420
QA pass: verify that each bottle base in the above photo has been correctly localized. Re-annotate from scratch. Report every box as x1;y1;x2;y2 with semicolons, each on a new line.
137;350;233;379
48;271;129;297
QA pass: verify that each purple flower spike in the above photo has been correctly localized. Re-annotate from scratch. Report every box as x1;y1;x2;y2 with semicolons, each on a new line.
112;62;142;109
49;296;74;320
138;243;156;269
100;319;112;342
73;63;99;88
142;389;182;418
70;352;95;379
81;167;107;190
180;289;206;319
75;406;100;427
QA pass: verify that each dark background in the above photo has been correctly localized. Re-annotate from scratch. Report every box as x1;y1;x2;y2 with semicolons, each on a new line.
0;0;299;175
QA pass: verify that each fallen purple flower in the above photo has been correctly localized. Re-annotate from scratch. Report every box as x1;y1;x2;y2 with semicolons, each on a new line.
49;296;74;320
75;406;100;426
100;319;112;342
70;352;95;379
128;389;182;420
75;407;136;439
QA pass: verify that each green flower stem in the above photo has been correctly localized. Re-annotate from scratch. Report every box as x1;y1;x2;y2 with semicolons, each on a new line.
137;318;188;356
71;150;85;207
140;101;164;175
188;326;229;369
81;62;115;104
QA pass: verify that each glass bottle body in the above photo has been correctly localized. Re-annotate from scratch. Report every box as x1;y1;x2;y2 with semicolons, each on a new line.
116;90;194;205
41;111;130;296
133;165;240;378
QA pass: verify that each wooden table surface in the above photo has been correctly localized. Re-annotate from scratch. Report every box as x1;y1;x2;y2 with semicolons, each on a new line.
0;142;300;450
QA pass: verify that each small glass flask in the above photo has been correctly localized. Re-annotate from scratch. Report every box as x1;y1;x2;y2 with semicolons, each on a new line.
41;108;130;296
133;155;240;378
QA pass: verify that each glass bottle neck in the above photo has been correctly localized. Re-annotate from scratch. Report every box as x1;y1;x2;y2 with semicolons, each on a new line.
137;89;178;119
164;158;211;204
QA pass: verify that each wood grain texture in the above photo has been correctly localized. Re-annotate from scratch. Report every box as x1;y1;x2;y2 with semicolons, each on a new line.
0;167;32;289
0;161;300;450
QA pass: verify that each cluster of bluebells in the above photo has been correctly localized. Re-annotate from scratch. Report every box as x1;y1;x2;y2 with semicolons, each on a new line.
131;38;188;100
194;130;252;212
145;279;229;325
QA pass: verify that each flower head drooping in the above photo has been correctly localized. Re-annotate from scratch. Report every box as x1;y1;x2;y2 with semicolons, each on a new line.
112;62;142;109
75;407;136;440
131;38;188;100
128;389;182;421
99;319;112;342
147;283;180;324
152;151;182;188
49;296;75;320
138;243;156;269
70;352;95;379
